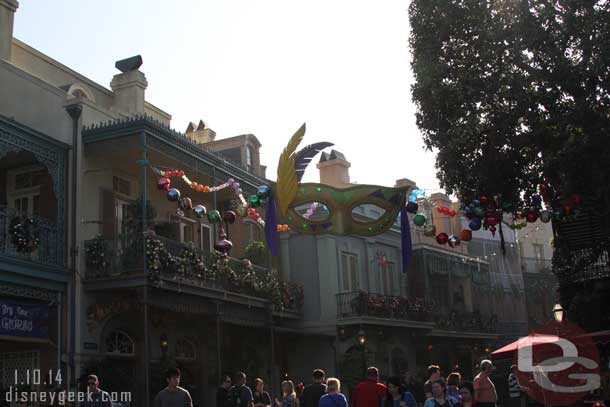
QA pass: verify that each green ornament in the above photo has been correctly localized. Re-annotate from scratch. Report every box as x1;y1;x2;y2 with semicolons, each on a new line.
207;209;221;223
368;226;374;232
249;195;261;208
414;214;426;226
473;207;485;218
502;201;514;212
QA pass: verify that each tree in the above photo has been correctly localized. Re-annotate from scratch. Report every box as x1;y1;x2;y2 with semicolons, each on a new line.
409;0;610;209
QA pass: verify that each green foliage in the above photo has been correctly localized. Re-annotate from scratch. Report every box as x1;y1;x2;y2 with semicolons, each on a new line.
409;1;610;206
245;240;268;266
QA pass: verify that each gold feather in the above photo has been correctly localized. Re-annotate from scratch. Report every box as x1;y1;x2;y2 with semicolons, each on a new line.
277;123;306;216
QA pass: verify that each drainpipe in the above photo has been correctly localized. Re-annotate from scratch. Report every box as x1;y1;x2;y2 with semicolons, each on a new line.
138;130;150;407
66;103;82;390
56;292;62;382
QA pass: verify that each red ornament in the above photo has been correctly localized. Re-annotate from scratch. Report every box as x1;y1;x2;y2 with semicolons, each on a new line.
459;229;472;242
436;206;443;213
571;194;583;206
486;216;497;226
449;209;457;217
436;232;449;245
480;195;489;205
563;204;573;216
527;211;538;223
489;225;497;236
157;177;171;191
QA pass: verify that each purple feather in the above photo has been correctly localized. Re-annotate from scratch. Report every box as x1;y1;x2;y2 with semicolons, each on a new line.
295;142;334;182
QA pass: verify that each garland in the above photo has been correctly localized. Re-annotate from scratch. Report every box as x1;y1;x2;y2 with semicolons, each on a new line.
145;236;303;310
10;216;40;253
85;235;108;271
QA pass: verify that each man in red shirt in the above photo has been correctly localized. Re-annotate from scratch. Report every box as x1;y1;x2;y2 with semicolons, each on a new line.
353;367;387;407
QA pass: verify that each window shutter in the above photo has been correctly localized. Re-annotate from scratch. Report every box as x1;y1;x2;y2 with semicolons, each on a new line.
100;189;116;239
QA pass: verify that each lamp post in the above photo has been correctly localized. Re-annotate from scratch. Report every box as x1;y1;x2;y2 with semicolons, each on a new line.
553;303;565;323
358;329;366;378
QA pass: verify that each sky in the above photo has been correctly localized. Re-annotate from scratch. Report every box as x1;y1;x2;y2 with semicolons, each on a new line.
13;0;441;190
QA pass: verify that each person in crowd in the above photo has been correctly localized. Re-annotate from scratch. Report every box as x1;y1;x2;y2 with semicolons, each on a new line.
473;360;498;407
424;380;457;407
303;369;327;407
457;382;474;407
275;380;300;407
353;367;387;407
253;378;272;407
318;378;348;407
79;374;112;407
217;375;232;407
508;364;527;407
385;377;417;407
153;368;194;407
446;373;461;401
424;365;442;399
228;372;254;407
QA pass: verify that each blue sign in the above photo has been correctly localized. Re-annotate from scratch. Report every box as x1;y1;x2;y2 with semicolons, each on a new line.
0;299;49;339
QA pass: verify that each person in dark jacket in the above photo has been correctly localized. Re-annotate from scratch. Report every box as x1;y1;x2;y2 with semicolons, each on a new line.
302;369;327;407
217;375;232;407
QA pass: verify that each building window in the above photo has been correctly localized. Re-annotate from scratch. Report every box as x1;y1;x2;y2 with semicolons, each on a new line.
105;330;135;356
246;146;254;172
200;224;212;252
171;215;196;244
7;166;45;216
112;176;132;197
341;252;359;292
246;220;262;245
175;338;196;361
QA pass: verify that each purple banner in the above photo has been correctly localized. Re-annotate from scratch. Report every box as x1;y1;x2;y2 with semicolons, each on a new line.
0;299;49;339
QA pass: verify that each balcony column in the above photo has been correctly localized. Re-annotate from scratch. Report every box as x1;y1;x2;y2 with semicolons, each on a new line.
138;131;151;407
267;304;277;396
215;301;223;384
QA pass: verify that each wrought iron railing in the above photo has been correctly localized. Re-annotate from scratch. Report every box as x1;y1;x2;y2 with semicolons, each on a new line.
433;309;499;333
84;233;303;312
0;206;62;268
336;291;433;322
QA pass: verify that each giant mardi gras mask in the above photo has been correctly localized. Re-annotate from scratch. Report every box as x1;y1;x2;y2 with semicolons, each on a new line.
265;124;413;272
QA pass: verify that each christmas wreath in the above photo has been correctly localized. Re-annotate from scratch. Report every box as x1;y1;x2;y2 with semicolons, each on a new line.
10;216;40;253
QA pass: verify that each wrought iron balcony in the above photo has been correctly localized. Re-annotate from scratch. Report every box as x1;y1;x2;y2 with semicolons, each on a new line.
432;309;499;333
84;233;303;312
336;291;433;322
0;206;63;269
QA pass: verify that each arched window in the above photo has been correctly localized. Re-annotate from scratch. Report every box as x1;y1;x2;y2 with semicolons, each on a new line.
105;330;135;356
175;338;196;361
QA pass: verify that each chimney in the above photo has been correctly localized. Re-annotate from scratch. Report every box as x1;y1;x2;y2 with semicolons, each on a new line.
317;149;351;188
395;178;417;190
0;0;18;61
430;192;453;235
110;55;148;116
186;120;216;144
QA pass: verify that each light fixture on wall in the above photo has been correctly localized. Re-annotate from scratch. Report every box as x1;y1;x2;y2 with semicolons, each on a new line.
357;329;366;346
553;303;565;323
160;333;169;353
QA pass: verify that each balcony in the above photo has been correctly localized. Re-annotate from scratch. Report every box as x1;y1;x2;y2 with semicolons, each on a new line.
432;309;498;334
336;291;433;326
84;233;303;313
0;206;63;270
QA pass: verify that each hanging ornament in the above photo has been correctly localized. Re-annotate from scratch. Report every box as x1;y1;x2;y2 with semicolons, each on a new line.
413;214;426;227
486;216;498;227
256;185;271;199
469;218;482;231
167;188;180;202
480;195;489;206
448;209;457;217
539;210;551;223
489;225;497;236
193;205;207;218
459;229;472;242
179;197;193;210
157;178;171;191
448;235;460;248
571;194;583;207
236;205;248;218
436;232;449;245
502;201;514;212
249;194;261;208
214;227;233;257
563;204;573;216
532;195;542;207
223;210;237;224
424;224;437;237
464;205;474;217
526;211;538;223
472;199;481;207
207;209;221;223
473;207;485;219
406;202;418;214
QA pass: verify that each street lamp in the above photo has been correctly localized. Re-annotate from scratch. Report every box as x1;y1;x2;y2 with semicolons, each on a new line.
553;303;565;323
357;329;367;378
357;329;366;346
